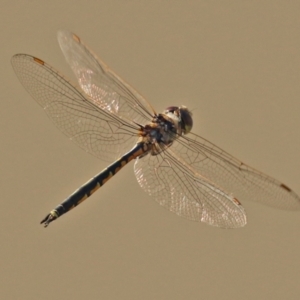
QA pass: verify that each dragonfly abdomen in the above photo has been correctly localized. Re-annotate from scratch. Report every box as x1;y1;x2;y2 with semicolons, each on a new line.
40;143;146;227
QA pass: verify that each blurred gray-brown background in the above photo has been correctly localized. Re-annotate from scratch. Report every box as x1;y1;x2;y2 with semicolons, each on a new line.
1;1;300;299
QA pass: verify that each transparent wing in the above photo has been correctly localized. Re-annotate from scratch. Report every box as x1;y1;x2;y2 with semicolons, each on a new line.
57;30;155;127
11;54;139;162
171;132;300;210
134;147;247;228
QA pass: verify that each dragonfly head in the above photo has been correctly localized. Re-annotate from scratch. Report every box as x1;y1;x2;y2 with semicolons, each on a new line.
164;106;193;135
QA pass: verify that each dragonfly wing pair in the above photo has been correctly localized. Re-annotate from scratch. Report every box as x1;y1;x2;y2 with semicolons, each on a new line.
11;54;138;162
171;134;300;211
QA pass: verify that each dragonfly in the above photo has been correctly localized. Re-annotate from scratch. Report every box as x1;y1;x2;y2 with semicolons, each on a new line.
11;30;300;228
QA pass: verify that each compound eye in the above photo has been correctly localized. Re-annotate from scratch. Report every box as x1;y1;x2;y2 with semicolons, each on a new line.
179;107;193;134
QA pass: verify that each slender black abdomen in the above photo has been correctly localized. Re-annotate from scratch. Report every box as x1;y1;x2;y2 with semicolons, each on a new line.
41;143;146;227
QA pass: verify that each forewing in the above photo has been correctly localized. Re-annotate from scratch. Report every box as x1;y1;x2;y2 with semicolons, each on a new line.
11;54;138;162
134;147;246;228
173;132;300;210
57;30;154;126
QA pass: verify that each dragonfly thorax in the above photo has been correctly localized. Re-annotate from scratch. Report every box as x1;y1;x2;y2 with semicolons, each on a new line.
138;106;193;156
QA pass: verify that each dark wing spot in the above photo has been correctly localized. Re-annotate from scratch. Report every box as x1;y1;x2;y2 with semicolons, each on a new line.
280;183;292;192
33;57;45;65
72;33;80;43
233;197;242;205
